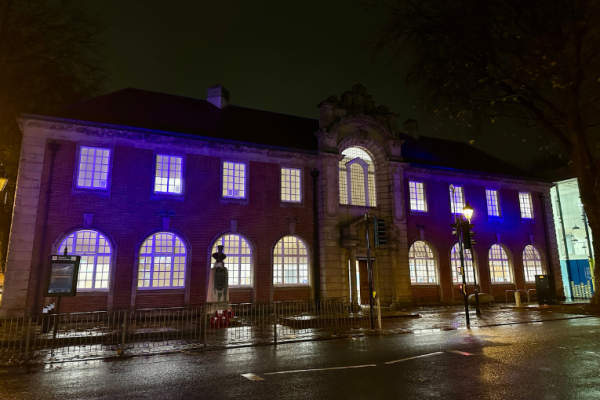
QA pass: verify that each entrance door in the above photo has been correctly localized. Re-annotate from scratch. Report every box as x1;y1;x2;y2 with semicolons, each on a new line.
358;260;370;305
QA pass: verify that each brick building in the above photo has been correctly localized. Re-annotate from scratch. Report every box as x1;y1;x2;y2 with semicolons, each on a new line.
0;84;563;317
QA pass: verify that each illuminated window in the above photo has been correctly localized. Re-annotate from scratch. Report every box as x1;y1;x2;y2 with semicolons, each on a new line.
409;181;427;212
449;185;465;214
519;192;534;219
273;236;308;285
451;243;475;283
339;147;376;207
77;146;110;189
281;168;301;203
154;155;183;194
59;230;111;291
489;244;511;283
523;245;544;282
138;232;186;289
212;234;252;286
222;161;246;199
486;189;501;217
409;241;437;283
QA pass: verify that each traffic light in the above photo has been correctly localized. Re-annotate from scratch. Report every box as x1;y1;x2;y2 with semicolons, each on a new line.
451;222;460;236
373;217;387;246
462;221;476;249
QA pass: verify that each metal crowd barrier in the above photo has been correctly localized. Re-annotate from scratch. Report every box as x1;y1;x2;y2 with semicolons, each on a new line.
0;299;381;364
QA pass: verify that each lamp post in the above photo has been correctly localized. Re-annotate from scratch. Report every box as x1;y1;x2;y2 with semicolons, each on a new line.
462;203;481;316
0;164;8;276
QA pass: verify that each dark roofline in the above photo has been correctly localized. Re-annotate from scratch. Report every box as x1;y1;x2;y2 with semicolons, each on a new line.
20;113;319;155
406;162;552;184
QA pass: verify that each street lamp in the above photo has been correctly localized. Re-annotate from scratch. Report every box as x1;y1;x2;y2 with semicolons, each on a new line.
462;203;473;221
462;203;481;316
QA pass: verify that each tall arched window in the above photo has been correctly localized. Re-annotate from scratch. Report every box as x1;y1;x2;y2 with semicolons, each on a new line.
339;147;377;207
138;232;186;289
451;243;475;283
523;245;544;282
212;234;252;286
489;244;511;283
59;230;111;291
409;241;437;283
273;236;308;285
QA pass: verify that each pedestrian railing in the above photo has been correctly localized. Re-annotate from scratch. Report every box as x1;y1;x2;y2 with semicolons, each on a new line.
0;299;380;364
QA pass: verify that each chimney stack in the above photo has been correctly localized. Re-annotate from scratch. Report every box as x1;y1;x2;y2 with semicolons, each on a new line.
207;85;229;109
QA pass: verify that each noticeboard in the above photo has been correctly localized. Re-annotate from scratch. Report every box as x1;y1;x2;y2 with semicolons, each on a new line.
44;255;81;297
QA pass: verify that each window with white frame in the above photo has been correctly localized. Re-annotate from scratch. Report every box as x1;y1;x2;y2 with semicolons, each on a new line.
519;192;534;219
77;146;110;189
451;243;475;283
409;181;427;212
489;244;512;283
154;155;183;194
409;241;437;283
212;234;251;286
523;245;544;282
59;230;111;291
222;161;246;199
273;236;308;284
339;147;377;207
281;168;301;203
138;232;186;289
449;185;465;214
486;189;501;217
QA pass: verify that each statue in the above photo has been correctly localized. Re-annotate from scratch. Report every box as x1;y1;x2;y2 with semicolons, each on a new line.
206;245;229;313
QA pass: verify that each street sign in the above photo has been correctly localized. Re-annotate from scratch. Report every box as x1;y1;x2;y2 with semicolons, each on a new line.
44;255;81;297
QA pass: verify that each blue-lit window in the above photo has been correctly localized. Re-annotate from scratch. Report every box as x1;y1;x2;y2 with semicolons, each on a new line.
212;234;252;286
138;232;186;289
486;189;501;217
449;185;465;214
59;230;111;291
451;243;475;283
222;161;246;199
489;244;512;283
77;147;110;189
154;155;183;194
273;236;308;285
409;181;427;212
519;192;534;219
409;241;437;284
523;245;544;282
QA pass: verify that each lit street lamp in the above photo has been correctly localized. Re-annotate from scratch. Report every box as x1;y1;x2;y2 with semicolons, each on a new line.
0;164;8;194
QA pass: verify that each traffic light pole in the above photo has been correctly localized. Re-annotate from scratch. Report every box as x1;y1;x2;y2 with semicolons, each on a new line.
365;213;375;330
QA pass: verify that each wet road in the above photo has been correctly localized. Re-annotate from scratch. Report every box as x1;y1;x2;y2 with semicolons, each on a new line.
1;318;599;400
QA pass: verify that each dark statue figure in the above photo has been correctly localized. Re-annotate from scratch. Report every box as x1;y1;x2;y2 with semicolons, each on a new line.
212;245;227;263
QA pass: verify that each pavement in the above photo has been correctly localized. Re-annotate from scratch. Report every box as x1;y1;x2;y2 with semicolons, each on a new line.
1;314;599;399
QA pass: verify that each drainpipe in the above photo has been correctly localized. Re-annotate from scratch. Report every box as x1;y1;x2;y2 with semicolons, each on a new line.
311;169;320;302
32;142;61;315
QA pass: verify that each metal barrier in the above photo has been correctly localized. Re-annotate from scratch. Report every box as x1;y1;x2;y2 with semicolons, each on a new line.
0;299;380;364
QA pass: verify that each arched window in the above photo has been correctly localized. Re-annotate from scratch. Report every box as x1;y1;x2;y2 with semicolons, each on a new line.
59;230;111;291
523;245;544;282
212;234;252;286
409;241;437;283
339;147;377;207
489;244;511;283
138;232;186;289
273;236;308;285
450;243;475;283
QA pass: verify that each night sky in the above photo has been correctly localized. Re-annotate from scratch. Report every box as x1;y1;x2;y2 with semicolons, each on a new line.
83;0;562;172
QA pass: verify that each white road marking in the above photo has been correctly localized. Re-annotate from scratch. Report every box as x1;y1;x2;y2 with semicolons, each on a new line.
447;350;474;356
241;373;265;381
263;364;377;375
384;352;444;365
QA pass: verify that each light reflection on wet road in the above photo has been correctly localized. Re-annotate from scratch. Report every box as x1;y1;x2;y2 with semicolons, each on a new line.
1;318;599;400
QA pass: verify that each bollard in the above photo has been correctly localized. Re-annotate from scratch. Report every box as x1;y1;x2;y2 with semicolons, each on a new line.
514;291;522;307
377;298;382;332
273;303;278;345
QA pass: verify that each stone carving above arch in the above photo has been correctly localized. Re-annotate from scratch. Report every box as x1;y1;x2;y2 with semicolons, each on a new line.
317;84;400;140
